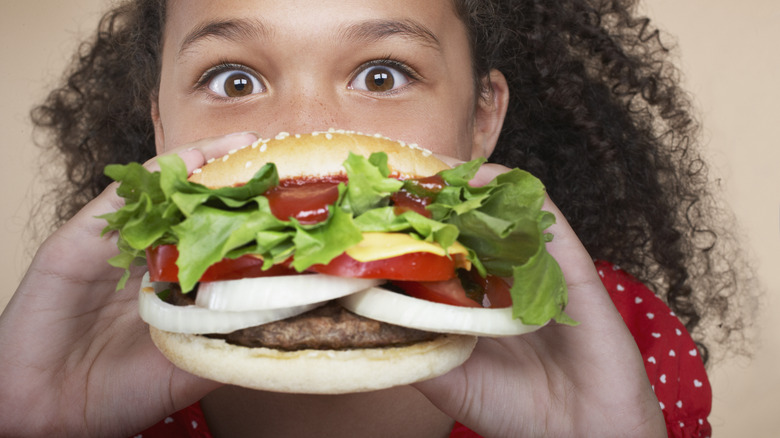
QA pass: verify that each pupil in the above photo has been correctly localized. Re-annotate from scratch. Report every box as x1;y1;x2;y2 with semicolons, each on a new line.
366;68;394;91
226;73;253;96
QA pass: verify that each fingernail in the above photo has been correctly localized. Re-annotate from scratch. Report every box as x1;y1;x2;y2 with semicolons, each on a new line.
226;131;260;140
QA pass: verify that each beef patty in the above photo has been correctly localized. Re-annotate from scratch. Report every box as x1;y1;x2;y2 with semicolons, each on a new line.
164;285;441;351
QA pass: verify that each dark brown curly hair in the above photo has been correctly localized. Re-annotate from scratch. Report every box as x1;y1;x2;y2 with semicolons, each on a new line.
32;0;753;363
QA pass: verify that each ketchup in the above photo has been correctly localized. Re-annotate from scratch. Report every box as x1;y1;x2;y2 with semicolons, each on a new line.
264;174;445;222
390;174;445;218
264;176;344;224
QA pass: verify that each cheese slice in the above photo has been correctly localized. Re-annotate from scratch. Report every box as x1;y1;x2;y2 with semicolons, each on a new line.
345;232;468;263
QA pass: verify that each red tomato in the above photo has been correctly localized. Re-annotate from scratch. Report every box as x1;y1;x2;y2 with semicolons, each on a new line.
146;245;296;283
392;274;512;308
391;278;481;307
309;252;458;282
481;276;514;308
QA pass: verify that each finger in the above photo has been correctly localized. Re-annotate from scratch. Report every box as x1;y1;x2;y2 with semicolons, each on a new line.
144;131;260;173
433;154;512;187
77;132;260;226
36;132;260;283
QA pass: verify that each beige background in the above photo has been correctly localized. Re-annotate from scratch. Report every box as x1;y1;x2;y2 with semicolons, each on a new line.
2;1;778;435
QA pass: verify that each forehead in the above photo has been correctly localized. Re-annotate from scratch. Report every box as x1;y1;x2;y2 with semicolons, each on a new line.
163;0;467;56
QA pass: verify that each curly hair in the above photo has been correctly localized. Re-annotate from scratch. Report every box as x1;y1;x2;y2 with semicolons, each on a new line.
32;0;752;363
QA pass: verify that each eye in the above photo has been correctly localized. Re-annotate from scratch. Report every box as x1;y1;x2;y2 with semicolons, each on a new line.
206;66;265;98
349;62;413;93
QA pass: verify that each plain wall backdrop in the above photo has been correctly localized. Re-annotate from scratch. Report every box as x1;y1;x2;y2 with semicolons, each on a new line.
2;1;778;435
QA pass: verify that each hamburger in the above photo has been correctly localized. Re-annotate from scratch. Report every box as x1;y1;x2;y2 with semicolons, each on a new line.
101;130;571;394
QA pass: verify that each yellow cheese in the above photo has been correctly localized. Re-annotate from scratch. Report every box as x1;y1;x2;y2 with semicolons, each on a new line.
345;232;468;262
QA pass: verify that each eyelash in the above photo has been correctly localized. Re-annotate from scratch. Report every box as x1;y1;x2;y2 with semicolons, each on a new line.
354;58;422;83
194;61;260;91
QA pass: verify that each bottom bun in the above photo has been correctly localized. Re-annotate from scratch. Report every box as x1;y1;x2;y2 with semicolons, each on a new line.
150;326;477;394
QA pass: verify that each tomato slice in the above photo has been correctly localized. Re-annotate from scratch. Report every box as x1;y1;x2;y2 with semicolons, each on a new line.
481;276;513;308
392;278;481;307
146;245;296;283
392;274;512;308
309;251;457;282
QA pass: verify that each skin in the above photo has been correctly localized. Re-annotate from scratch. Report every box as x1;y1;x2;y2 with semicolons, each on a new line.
0;0;666;436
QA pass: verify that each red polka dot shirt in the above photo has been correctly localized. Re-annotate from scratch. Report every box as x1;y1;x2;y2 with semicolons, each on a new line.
134;261;712;438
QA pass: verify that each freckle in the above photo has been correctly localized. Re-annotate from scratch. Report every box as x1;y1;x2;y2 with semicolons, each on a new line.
245;161;253;168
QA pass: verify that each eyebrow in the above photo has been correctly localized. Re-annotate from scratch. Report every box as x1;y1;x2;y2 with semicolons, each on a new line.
178;18;271;58
178;17;441;59
339;19;441;49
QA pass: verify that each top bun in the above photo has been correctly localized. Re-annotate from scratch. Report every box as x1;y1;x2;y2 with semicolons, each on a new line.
189;130;451;189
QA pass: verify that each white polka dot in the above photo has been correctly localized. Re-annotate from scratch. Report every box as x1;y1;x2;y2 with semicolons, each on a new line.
598;270;605;277
675;328;682;336
659;401;665;410
651;332;661;338
694;379;703;388
616;284;625;291
669;349;676;357
192;421;198;429
679;421;685;428
698;419;704;425
670;311;676;317
660;374;667;384
647;356;656;364
635;297;643;304
676;400;683;408
164;417;174;424
647;313;655;319
689;348;698;357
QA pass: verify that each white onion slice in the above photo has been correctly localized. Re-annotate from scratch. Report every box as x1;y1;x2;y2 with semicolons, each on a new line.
196;274;381;311
138;274;320;334
339;287;544;337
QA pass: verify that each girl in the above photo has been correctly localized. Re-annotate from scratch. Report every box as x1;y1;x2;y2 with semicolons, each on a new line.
0;0;748;436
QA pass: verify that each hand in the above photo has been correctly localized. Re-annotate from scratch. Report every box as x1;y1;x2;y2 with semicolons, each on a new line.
0;133;258;437
413;163;666;437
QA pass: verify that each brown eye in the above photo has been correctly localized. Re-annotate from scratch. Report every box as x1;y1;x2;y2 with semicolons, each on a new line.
350;64;410;93
364;67;394;92
208;68;264;97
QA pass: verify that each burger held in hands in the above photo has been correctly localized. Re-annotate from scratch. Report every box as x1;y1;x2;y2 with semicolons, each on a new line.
101;130;572;394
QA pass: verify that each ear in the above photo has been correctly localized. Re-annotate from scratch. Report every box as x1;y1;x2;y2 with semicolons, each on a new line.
471;69;509;160
151;95;165;155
